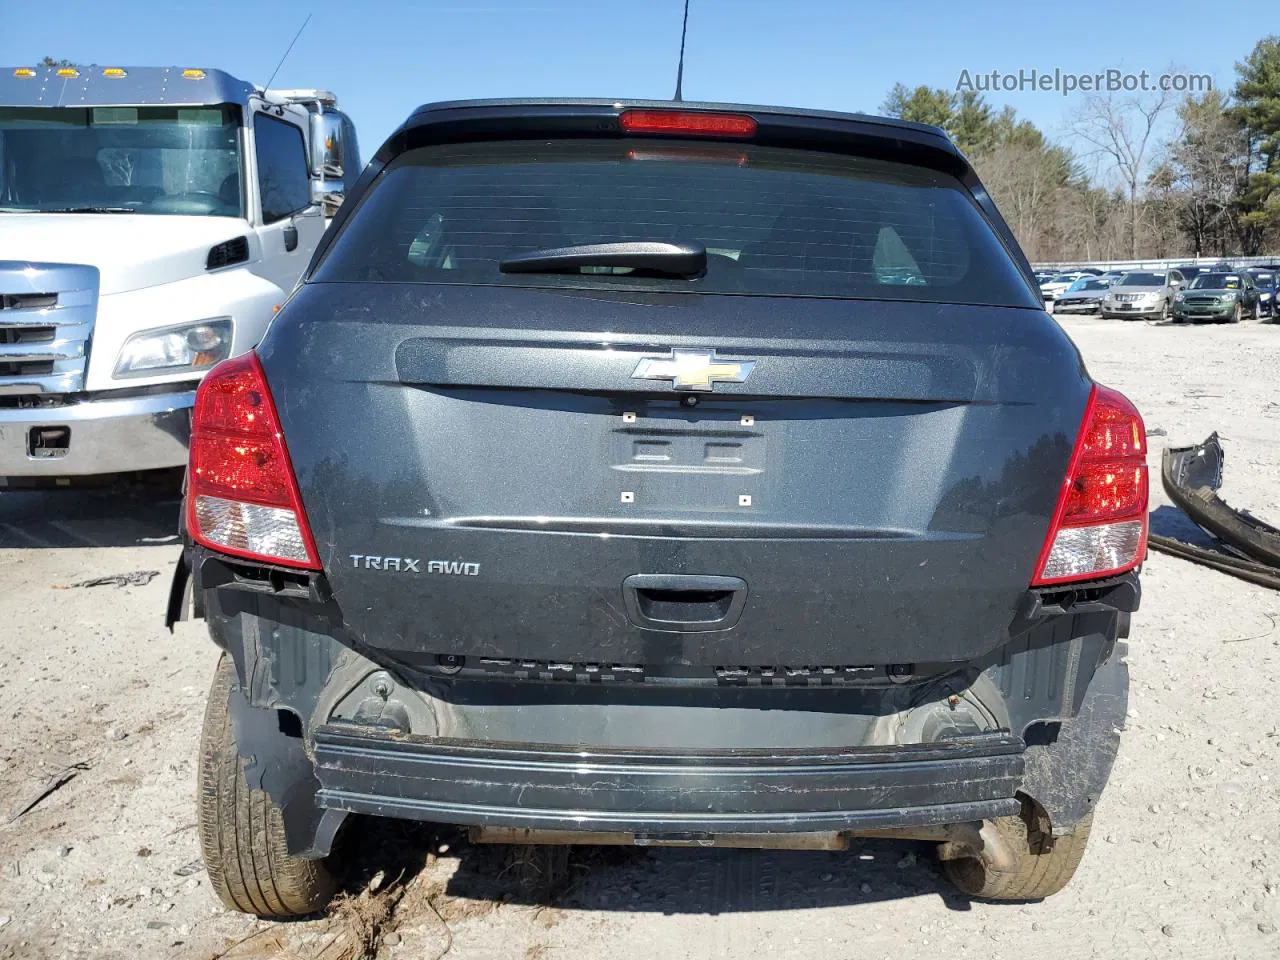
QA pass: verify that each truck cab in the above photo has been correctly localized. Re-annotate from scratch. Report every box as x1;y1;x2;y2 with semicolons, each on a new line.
0;65;359;484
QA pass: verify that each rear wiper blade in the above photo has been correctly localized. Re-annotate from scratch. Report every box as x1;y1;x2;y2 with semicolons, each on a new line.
43;206;136;214
499;241;706;278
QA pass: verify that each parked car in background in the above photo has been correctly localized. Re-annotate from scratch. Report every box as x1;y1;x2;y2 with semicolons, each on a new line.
172;98;1144;915
1172;272;1261;323
0;65;360;486
1039;271;1088;303
1053;276;1110;315
1100;269;1186;320
1246;269;1276;319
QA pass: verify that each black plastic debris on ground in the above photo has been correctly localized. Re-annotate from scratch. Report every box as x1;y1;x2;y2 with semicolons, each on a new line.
1155;433;1280;590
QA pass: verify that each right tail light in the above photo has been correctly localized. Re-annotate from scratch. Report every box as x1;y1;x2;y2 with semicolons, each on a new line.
1032;384;1148;586
186;352;320;570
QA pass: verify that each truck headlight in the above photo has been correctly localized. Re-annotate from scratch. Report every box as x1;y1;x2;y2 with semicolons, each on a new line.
1175;292;1185;302
114;318;233;378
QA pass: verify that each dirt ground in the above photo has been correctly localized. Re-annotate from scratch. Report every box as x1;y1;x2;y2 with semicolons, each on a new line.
1;313;1278;960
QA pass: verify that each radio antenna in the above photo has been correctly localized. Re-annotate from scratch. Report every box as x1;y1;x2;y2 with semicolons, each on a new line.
673;0;690;101
265;13;312;90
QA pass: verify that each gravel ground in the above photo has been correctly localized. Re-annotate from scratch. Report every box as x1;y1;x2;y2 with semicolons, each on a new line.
0;313;1278;960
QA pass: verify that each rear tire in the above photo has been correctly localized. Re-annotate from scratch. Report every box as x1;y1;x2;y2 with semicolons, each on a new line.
941;801;1092;901
198;654;337;918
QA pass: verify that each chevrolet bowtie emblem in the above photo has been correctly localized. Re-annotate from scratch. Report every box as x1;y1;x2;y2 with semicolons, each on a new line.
631;349;756;391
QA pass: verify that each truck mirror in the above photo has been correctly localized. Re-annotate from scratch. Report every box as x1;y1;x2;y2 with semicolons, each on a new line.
309;112;348;216
318;186;345;218
312;112;346;180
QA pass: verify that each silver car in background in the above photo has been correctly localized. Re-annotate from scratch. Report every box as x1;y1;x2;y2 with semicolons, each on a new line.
1039;271;1089;303
1100;268;1187;320
1053;276;1111;315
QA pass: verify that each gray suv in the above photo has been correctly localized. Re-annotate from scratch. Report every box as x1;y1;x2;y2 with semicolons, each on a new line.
168;99;1147;916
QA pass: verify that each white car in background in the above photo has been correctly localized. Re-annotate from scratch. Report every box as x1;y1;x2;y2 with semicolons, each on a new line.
1039;271;1089;305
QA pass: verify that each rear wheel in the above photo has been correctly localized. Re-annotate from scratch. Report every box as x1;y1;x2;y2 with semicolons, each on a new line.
941;801;1092;900
198;654;338;918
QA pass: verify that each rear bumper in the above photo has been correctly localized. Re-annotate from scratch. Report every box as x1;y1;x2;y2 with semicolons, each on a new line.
313;727;1024;834
0;389;193;477
191;557;1136;854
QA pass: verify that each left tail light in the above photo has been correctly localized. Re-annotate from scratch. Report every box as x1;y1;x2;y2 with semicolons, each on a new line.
186;353;320;569
1032;383;1149;586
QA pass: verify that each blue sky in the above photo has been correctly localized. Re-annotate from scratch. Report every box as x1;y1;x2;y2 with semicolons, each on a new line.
3;0;1273;166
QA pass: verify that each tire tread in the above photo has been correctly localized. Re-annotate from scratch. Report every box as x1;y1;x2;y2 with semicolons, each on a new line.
197;654;336;918
942;802;1092;900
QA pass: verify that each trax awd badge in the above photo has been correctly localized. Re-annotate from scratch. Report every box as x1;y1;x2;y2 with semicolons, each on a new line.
350;555;480;576
632;348;755;391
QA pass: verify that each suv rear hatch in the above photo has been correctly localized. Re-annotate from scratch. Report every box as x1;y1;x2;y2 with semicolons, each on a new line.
259;102;1090;669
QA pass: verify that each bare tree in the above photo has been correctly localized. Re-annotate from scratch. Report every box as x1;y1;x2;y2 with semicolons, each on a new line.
1070;88;1173;258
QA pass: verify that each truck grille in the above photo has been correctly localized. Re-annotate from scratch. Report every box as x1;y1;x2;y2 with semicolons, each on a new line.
0;263;98;396
0;325;56;345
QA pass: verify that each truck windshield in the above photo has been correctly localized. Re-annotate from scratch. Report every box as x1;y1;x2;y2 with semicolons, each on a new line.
0;105;242;217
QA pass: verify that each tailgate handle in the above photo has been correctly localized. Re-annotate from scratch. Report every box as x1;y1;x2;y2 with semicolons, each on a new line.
622;574;747;633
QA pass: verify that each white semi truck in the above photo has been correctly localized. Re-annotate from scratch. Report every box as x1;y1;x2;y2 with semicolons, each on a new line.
0;65;359;485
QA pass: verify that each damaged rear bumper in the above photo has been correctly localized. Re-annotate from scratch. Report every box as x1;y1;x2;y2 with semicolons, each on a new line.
311;728;1024;835
1162;433;1280;569
180;548;1134;857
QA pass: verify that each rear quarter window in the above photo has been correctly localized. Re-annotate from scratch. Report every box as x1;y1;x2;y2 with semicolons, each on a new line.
314;139;1038;307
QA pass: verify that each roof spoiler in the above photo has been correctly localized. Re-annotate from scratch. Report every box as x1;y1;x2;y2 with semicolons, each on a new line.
371;99;967;178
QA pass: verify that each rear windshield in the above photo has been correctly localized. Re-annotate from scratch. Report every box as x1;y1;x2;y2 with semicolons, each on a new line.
314;139;1037;306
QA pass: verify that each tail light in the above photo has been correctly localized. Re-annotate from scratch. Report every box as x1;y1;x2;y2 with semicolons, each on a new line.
1032;384;1149;586
186;353;320;570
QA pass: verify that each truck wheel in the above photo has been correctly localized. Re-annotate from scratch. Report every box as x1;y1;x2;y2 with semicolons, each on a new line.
198;654;337;918
941;801;1092;900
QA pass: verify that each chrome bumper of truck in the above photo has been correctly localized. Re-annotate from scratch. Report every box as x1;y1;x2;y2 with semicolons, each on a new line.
0;389;194;478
